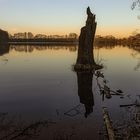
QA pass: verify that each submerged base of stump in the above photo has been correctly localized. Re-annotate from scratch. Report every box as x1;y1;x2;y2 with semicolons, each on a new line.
74;63;103;72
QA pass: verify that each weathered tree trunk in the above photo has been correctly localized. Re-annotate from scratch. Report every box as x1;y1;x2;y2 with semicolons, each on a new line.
74;7;101;71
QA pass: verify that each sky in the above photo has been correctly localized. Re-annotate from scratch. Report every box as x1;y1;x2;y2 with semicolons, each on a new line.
0;0;140;37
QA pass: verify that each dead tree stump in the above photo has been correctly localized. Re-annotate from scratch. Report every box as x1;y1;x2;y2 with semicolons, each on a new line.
74;7;102;71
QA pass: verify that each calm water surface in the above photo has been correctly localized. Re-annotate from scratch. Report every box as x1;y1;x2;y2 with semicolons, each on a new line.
0;45;140;140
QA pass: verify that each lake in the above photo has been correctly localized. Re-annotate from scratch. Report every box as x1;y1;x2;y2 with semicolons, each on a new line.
0;44;140;140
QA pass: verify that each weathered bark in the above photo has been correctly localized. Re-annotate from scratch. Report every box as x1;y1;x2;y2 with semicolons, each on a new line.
77;71;94;118
74;7;101;71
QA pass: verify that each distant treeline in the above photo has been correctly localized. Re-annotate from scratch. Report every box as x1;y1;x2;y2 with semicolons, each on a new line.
123;34;140;46
10;32;78;39
94;34;140;46
0;29;140;46
10;34;140;46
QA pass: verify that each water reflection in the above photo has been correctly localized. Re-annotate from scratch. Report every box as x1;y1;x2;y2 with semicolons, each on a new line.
0;44;140;139
10;45;77;53
0;113;55;140
0;44;10;56
130;46;140;71
77;71;94;118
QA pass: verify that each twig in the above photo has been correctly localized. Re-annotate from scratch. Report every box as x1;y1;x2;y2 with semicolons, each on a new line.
120;104;140;107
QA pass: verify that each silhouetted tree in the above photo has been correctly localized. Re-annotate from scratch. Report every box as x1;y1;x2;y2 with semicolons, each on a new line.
74;7;102;71
131;0;140;10
0;29;9;44
75;7;96;67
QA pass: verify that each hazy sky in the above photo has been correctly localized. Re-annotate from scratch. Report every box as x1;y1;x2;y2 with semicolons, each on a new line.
0;0;139;37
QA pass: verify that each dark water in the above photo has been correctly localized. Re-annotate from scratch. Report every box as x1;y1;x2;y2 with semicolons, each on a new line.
0;44;140;140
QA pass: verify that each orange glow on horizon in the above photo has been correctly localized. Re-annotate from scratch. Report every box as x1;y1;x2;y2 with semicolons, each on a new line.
5;24;140;38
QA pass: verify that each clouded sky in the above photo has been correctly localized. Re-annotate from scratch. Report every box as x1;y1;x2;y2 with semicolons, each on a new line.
0;0;139;37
